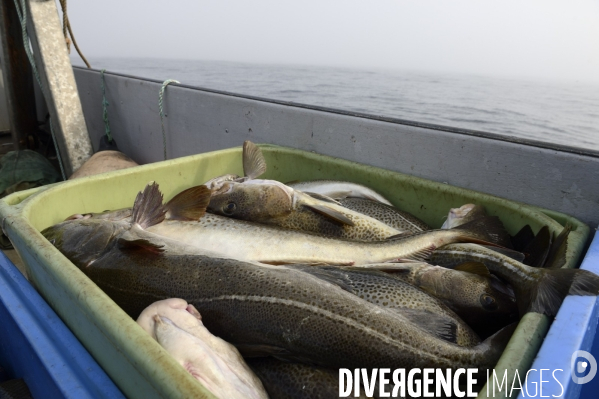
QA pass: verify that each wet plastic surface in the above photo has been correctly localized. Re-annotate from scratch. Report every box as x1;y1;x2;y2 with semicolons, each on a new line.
519;231;599;399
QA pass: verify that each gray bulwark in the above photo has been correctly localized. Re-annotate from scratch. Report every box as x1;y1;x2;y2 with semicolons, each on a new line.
73;67;599;228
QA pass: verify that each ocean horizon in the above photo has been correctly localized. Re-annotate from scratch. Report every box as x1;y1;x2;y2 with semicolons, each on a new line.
71;57;599;152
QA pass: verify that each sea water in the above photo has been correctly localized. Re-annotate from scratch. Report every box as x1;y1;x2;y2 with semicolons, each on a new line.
72;57;599;152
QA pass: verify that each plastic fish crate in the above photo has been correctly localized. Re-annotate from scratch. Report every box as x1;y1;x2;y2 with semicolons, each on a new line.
0;251;124;399
0;145;590;399
518;231;599;399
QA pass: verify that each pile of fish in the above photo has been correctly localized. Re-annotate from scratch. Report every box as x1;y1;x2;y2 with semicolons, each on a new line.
42;141;599;398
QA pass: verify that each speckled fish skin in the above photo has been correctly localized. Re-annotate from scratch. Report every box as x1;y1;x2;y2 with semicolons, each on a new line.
430;243;599;317
42;219;510;372
299;266;480;347
338;197;430;233
208;180;403;241
288;180;393;205
145;214;494;265
247;358;374;399
386;262;517;338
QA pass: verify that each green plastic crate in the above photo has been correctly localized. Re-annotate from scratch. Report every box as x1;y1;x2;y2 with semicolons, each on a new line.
0;145;590;399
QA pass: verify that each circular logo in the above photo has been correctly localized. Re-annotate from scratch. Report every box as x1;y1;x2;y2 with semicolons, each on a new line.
571;350;597;384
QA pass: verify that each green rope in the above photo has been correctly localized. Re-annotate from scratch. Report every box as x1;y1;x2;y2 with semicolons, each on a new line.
13;0;40;88
100;69;112;143
159;79;180;160
12;0;66;181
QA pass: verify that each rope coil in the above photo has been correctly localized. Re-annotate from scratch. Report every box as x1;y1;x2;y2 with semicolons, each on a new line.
159;79;180;160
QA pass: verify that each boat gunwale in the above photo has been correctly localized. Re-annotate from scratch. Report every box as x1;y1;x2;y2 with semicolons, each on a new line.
73;66;599;159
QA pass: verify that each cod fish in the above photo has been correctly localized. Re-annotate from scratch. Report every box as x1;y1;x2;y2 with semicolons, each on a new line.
208;179;404;241
294;265;480;346
59;183;484;265
377;262;518;338
137;298;268;399
203;140;267;190
337;197;429;233
204;141;392;210
43;183;514;372
430;243;599;317
288;180;393;206
146;211;499;265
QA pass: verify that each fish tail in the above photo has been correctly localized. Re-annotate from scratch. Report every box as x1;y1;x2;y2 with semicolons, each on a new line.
132;182;166;228
524;268;599;316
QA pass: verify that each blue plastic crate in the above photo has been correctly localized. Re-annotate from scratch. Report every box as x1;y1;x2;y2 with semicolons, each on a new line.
0;251;125;399
518;231;599;399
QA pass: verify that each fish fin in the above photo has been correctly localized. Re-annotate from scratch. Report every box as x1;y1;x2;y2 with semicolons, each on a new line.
131;182;166;229
385;232;414;240
235;344;292;358
260;260;355;266
117;237;164;253
520;268;599;317
522;226;551;268
489;275;516;298
284;179;301;185
399;245;435;262
164;185;211;221
395;308;458;344
511;224;535;252
351;263;428;272
545;224;571;269
384;258;424;264
454;262;491;277
286;265;356;293
303;203;355;226
243;141;267;179
455;216;513;248
479;246;526;262
303;192;342;205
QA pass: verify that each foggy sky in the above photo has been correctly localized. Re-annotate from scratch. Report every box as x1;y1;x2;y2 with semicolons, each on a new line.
63;0;599;83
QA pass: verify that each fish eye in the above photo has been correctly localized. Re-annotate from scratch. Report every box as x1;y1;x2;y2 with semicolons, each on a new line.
480;294;498;311
223;202;237;215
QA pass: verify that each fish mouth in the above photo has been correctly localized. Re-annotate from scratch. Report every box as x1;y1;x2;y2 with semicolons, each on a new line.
65;213;92;221
204;174;241;191
451;204;476;219
186;304;202;320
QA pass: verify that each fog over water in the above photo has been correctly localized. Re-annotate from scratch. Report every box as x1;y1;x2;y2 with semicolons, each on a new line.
73;57;599;151
66;1;599;150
